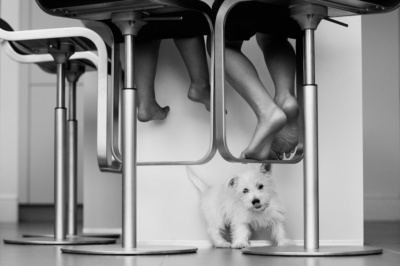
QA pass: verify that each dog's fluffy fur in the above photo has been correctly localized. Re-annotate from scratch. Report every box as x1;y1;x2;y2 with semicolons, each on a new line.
187;164;293;249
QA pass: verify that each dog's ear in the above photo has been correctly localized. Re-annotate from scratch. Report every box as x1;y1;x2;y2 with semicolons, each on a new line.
228;176;238;188
260;163;272;174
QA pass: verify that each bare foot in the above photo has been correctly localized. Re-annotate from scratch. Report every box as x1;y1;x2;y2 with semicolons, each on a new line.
240;107;287;161
188;81;210;111
138;100;170;122
271;95;299;159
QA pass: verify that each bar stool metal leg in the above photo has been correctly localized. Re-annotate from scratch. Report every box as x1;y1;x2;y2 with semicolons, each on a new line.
66;65;81;237
61;12;198;255
4;44;116;246
242;4;382;256
66;66;120;239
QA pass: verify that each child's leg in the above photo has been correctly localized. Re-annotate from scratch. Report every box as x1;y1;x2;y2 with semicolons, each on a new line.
256;34;299;158
173;36;210;111
224;40;286;160
135;39;170;122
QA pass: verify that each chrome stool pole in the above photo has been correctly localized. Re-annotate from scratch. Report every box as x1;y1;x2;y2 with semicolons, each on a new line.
66;63;83;237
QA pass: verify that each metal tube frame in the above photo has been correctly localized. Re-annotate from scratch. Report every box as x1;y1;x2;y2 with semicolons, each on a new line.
105;12;217;168
54;62;67;241
303;29;319;250
122;34;137;249
214;0;304;164
0;25;117;172
67;75;78;237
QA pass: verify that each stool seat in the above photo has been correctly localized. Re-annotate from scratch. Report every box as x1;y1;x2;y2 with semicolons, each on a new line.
0;17;115;84
36;0;213;20
36;0;213;42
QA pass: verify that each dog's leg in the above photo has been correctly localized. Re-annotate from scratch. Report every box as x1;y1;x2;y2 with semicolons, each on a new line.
270;221;294;246
208;227;231;248
231;223;251;249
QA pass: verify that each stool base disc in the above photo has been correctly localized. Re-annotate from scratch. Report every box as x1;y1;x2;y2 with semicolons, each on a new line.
242;245;383;257
23;233;120;239
3;236;116;245
61;244;198;255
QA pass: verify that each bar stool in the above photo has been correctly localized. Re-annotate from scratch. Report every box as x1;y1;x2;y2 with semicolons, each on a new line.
214;0;400;257
0;20;116;245
35;0;215;255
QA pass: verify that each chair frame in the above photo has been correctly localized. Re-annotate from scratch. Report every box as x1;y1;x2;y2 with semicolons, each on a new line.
0;26;116;245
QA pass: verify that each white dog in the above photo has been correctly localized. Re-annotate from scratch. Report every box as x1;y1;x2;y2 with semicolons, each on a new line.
187;164;293;249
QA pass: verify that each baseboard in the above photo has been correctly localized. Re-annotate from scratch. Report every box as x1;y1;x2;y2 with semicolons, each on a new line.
365;194;400;221
0;194;18;222
82;227;363;247
19;204;83;223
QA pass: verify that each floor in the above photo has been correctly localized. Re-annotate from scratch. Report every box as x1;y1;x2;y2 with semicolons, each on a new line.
0;222;399;266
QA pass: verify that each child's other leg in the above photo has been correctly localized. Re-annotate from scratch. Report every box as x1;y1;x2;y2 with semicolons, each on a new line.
224;40;286;160
174;36;210;111
135;39;170;122
256;34;299;159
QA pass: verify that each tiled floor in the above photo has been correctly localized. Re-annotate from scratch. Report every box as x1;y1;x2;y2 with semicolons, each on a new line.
0;222;399;266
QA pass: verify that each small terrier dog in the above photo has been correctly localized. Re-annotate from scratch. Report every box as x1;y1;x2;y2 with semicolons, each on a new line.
187;164;293;249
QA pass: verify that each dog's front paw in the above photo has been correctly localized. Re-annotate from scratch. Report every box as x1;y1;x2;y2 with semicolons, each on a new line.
214;241;231;248
277;239;295;246
231;241;250;249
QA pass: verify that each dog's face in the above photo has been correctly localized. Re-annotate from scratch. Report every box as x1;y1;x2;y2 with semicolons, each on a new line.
228;164;275;212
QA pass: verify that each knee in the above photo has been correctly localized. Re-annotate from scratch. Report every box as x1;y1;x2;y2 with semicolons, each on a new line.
225;40;243;53
256;33;288;47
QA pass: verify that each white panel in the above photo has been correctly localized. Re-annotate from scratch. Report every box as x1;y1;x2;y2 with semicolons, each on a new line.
362;10;400;221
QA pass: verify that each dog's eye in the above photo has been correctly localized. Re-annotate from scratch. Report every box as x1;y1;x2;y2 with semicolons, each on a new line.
243;188;249;194
258;184;264;190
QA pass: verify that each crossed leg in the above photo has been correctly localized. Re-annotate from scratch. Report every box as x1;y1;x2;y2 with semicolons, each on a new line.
256;34;299;159
224;40;287;160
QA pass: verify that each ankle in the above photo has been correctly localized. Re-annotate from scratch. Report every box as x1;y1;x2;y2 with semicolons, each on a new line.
258;106;286;126
138;99;158;108
274;94;299;119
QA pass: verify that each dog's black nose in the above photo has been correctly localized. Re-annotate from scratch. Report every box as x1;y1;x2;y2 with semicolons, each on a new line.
252;199;260;206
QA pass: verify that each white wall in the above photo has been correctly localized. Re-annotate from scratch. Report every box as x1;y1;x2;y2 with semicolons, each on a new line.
0;0;21;222
362;10;400;221
83;14;364;245
16;2;84;205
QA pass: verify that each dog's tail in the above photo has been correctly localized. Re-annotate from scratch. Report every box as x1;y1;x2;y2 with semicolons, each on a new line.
186;166;210;193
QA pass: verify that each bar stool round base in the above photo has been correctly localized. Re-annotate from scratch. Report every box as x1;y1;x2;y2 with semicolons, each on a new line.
61;244;198;255
22;233;120;239
242;246;383;257
3;236;116;245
